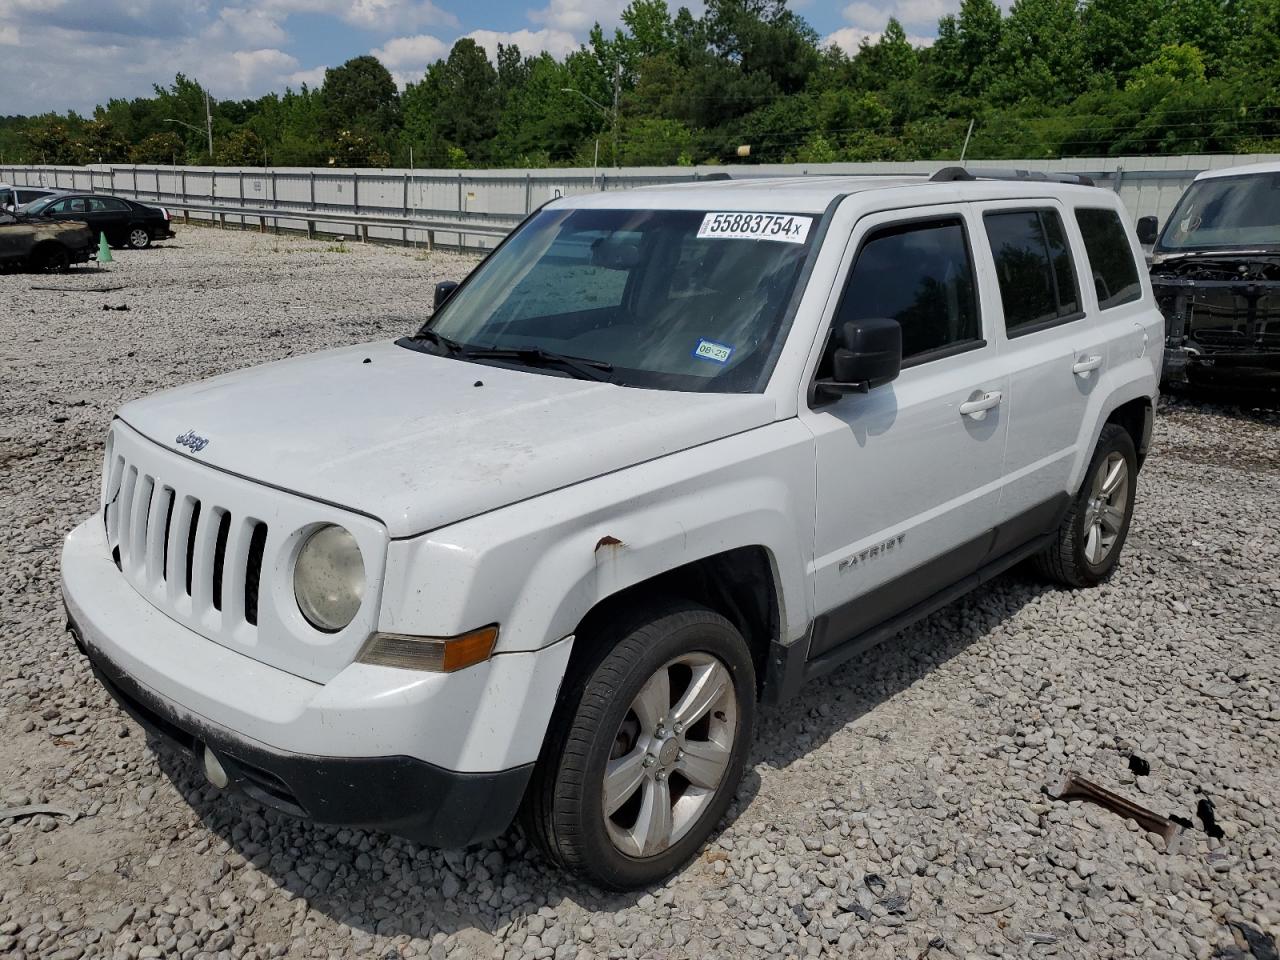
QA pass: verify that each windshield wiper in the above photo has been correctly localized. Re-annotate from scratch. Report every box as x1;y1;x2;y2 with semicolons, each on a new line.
411;327;466;356
462;345;614;382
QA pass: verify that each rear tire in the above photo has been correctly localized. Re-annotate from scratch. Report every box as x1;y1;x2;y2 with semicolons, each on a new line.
522;602;756;890
128;228;152;249
1035;423;1138;587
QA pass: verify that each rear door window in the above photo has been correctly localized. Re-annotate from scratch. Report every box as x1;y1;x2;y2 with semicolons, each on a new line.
984;209;1081;335
1075;208;1142;309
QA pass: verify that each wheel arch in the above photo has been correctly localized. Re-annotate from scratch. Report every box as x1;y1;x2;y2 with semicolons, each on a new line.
1105;395;1154;468
566;545;782;702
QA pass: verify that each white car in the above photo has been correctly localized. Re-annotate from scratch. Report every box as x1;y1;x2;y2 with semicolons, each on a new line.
61;168;1162;889
0;182;59;211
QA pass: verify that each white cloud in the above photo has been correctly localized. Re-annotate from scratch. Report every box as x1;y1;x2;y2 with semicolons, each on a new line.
284;65;328;89
372;33;450;85
463;28;579;61
825;25;934;53
372;28;579;86
0;13;319;113
211;6;289;47
841;0;959;32
258;0;458;31
527;0;625;33
218;48;301;93
0;20;19;44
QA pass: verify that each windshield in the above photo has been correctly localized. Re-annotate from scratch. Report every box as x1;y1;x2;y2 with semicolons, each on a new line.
1156;172;1280;252
18;197;55;216
418;207;817;392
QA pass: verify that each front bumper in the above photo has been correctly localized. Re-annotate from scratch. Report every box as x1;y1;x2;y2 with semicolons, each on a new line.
61;517;573;846
72;617;529;846
1164;343;1280;387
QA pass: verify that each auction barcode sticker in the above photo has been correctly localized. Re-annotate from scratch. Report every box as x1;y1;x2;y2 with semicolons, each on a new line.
697;212;813;244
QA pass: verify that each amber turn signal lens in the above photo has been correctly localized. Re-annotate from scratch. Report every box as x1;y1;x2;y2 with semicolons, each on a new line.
357;625;498;673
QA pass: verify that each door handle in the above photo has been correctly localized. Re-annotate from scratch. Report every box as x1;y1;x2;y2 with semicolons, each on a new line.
1073;354;1104;376
959;390;1002;420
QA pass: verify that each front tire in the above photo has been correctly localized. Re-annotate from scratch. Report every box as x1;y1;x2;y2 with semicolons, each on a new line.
523;603;756;889
128;227;152;249
1035;423;1138;587
32;245;71;272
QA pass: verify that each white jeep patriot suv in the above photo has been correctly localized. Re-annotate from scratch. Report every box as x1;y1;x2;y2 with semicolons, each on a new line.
62;168;1161;889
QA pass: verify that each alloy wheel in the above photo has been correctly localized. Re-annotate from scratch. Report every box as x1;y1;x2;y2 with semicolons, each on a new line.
602;652;737;858
1082;451;1129;565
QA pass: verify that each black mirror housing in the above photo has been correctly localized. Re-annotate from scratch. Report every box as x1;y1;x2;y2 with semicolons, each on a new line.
817;318;902;401
1135;215;1159;245
434;280;460;310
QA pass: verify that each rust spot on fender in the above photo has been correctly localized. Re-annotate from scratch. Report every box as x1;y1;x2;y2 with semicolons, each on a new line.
594;535;623;553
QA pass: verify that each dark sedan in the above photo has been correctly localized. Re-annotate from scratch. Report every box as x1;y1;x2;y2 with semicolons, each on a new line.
19;192;175;249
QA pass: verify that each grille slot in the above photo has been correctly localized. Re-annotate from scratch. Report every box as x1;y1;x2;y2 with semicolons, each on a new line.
244;522;268;626
161;490;176;582
184;501;201;597
211;510;232;612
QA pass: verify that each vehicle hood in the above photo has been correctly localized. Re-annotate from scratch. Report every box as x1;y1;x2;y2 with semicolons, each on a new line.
3;215;93;243
117;340;777;537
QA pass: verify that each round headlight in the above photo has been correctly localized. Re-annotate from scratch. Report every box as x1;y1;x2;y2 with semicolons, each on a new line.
293;525;365;632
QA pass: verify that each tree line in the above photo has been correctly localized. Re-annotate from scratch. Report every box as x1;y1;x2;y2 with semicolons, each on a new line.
2;0;1278;170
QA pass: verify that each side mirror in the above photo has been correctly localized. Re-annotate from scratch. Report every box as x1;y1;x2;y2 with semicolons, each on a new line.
1135;216;1159;245
816;318;902;401
434;280;459;310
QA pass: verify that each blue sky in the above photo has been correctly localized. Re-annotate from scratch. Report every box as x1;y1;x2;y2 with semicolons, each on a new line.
0;0;954;115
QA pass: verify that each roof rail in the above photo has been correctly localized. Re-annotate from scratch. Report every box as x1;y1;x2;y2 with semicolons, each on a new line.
931;166;1096;187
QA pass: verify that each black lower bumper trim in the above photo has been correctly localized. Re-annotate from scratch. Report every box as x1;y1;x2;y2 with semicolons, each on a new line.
69;612;531;848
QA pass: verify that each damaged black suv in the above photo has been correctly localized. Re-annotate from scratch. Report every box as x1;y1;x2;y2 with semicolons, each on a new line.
1139;162;1280;388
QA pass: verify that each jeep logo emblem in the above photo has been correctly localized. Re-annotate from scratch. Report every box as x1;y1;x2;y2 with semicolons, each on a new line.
175;430;209;453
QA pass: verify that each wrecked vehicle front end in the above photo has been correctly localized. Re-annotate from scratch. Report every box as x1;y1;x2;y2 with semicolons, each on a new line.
1149;166;1280;388
1152;255;1280;387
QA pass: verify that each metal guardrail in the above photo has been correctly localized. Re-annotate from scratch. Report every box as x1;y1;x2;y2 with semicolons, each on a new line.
6;153;1280;247
160;200;516;248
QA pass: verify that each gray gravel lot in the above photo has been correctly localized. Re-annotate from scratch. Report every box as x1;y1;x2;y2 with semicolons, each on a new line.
1;226;1278;960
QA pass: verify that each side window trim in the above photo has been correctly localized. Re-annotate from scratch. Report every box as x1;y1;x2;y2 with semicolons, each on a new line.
828;211;985;368
982;204;1085;338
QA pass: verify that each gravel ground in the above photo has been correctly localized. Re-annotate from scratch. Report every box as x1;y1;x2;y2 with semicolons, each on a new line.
1;226;1278;960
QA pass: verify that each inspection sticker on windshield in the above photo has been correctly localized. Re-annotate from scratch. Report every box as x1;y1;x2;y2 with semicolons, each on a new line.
697;212;812;244
693;339;734;363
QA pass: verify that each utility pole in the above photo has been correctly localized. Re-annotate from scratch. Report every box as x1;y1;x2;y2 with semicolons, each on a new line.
205;88;214;160
611;62;621;169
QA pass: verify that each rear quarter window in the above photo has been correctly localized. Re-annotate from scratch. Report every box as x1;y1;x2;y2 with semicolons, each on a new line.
1075;208;1142;310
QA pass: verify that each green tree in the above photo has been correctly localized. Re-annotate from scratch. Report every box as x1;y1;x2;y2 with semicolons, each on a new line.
321;56;401;147
620;116;694;163
130;131;186;164
990;0;1088;106
24;117;82;164
215;128;265;165
407;39;500;164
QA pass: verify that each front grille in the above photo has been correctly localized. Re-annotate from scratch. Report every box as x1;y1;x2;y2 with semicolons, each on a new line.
103;451;267;633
